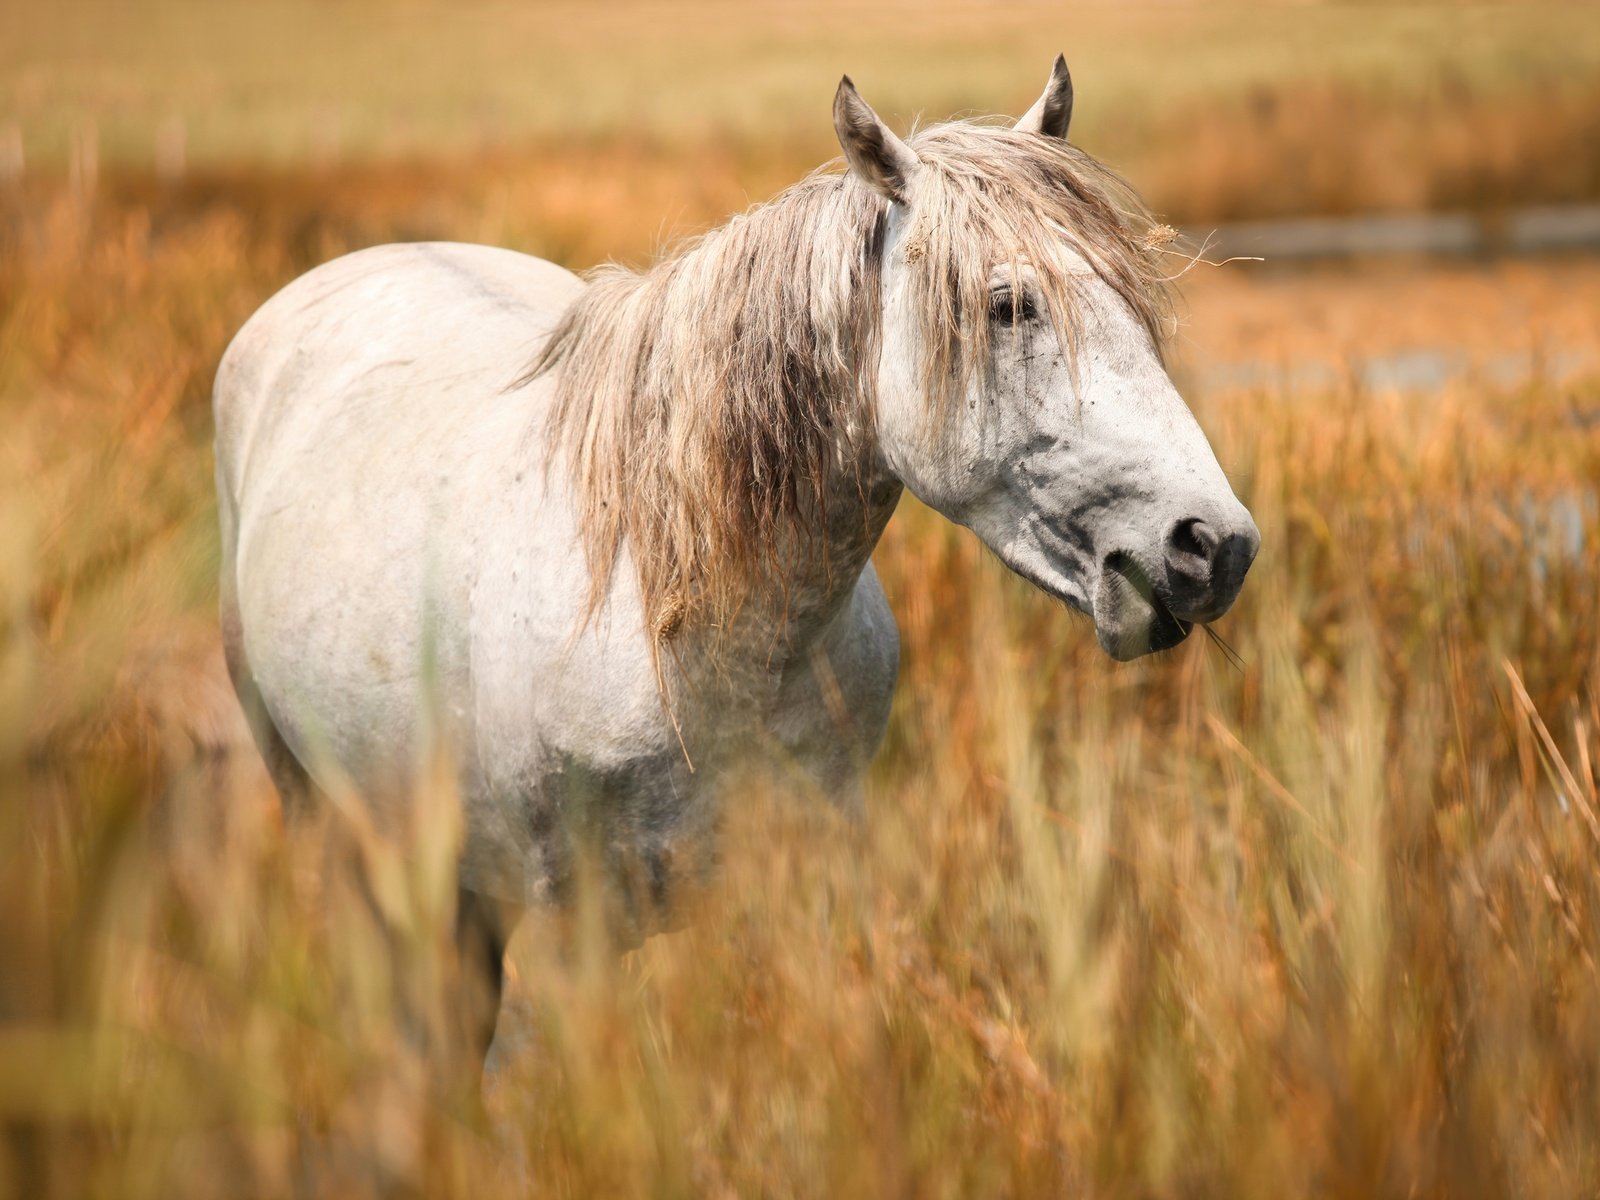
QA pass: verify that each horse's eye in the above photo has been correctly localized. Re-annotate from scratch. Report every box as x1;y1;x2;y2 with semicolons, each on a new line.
987;289;1037;325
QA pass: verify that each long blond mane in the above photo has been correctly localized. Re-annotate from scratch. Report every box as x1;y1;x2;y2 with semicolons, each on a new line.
524;121;1174;646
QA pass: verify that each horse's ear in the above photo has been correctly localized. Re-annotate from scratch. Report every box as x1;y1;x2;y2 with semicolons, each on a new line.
833;76;919;203
1015;54;1074;140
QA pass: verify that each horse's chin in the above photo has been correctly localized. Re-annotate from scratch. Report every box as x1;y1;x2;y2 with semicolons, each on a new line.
1092;554;1192;661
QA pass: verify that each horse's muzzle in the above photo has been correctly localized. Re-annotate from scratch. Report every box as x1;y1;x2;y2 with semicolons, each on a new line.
1091;512;1259;660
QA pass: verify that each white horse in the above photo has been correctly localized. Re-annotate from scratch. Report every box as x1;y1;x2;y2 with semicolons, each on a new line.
215;58;1257;1059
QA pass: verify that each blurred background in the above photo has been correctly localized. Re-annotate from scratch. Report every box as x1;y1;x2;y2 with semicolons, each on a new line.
2;1;1599;1196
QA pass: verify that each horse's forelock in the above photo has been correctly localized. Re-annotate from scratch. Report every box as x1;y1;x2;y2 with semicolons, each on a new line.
900;123;1176;415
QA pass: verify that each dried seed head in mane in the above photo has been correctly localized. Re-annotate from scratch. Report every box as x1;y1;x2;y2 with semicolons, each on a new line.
522;120;1173;653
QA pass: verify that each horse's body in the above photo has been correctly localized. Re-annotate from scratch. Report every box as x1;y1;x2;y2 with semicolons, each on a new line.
217;241;898;914
216;60;1258;1064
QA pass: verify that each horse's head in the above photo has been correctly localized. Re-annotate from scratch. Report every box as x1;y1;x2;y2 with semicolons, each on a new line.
836;59;1258;659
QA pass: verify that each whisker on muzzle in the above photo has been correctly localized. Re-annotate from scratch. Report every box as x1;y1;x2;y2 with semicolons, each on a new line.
1201;622;1246;674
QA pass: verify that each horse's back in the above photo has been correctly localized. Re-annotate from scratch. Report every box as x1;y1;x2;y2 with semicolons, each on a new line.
214;243;599;827
215;242;580;501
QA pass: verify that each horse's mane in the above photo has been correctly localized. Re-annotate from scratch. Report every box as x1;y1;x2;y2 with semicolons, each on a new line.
524;121;1174;648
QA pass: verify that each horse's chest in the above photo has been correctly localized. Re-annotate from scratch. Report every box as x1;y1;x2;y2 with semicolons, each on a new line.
464;545;892;921
465;627;784;906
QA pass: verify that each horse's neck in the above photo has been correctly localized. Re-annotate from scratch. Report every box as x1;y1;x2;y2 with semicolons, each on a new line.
768;435;902;650
681;429;898;681
813;443;902;598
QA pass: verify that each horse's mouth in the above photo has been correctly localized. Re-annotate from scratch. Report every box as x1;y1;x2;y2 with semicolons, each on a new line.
1092;552;1192;661
992;540;1193;661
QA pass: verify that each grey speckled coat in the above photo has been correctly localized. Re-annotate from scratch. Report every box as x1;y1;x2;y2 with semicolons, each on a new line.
214;63;1257;1067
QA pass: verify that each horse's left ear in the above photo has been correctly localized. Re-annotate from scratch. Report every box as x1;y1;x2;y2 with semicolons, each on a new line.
1015;54;1074;140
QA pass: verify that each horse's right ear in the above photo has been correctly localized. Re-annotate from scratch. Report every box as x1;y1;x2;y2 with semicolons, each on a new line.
833;76;919;204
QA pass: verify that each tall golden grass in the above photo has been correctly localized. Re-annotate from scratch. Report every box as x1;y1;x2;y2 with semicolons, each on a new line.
3;144;1599;1196
19;72;1600;269
9;0;1600;180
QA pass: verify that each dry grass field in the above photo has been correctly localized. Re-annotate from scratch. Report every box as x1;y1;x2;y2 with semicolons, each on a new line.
4;2;1600;1196
7;0;1600;222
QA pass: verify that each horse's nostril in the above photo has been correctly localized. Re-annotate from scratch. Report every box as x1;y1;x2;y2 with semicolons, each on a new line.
1167;518;1217;568
1162;516;1259;623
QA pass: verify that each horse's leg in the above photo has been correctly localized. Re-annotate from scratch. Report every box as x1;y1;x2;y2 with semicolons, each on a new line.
221;586;352;1192
218;472;316;818
220;590;316;817
455;886;511;1073
477;906;560;1184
